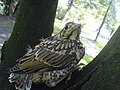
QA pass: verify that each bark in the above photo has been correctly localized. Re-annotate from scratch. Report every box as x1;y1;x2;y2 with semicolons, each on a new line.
94;0;113;41
13;1;20;17
0;0;58;90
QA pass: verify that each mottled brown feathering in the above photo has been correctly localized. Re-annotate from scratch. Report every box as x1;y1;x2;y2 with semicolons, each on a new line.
8;22;85;90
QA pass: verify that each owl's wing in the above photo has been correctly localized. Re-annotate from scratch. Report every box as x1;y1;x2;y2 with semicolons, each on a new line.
10;47;75;74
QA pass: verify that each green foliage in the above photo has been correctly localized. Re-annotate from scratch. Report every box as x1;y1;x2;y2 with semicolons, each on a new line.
56;6;66;20
94;41;105;49
55;1;68;20
0;0;19;16
99;0;109;6
53;19;63;34
83;55;93;63
105;0;117;35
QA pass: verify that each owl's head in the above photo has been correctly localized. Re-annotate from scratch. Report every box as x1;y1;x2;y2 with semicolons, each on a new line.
59;22;81;40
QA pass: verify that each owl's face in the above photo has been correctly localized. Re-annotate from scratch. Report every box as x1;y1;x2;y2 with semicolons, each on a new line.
59;22;81;40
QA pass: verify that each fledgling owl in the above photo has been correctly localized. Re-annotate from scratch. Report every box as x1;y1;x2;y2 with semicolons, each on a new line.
9;22;85;90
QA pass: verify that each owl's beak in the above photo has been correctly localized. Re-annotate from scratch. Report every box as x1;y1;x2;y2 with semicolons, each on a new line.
73;24;81;34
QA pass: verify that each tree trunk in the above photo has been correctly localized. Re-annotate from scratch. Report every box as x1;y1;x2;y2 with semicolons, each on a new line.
13;1;20;18
60;0;74;20
94;0;113;41
0;0;58;90
63;0;74;19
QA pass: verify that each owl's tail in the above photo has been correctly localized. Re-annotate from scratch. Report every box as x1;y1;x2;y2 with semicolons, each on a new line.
8;73;32;90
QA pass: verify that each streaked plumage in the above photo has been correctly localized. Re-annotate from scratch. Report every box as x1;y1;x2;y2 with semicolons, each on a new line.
8;22;85;90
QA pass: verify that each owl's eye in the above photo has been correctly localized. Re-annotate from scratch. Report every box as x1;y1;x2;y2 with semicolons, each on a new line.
64;26;68;30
